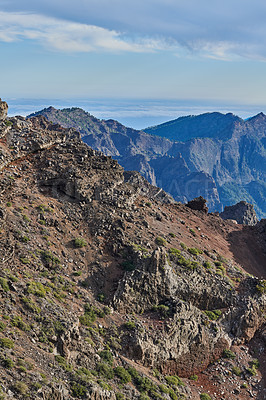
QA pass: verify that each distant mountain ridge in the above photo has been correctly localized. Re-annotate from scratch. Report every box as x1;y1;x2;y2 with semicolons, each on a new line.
28;107;266;219
144;112;243;141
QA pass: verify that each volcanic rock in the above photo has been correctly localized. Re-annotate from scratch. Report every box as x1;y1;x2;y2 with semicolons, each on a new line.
220;201;258;225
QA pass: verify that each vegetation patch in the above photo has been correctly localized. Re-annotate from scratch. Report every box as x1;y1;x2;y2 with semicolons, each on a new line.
74;237;88;248
204;310;222;321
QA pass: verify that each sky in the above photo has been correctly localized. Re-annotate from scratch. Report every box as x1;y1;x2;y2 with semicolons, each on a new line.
1;0;266;126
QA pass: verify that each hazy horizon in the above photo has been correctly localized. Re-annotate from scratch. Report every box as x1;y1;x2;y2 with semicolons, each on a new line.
5;97;266;130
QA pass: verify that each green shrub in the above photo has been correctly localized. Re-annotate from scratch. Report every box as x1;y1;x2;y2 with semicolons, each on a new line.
165;375;184;387
20;257;30;265
116;393;125;400
139;395;150;400
114;366;131;383
99;350;113;365
180;242;187;250
247;359;259;376
0;277;9;292
21;296;41;314
3;357;14;368
204;310;222;321
79;305;97;326
214;261;222;267
155;237;166;246
169;233;176;238
0;321;5;332
96;362;114;379
22;214;30;222
74;238;87;248
0;337;14;349
169;248;181;256
189;374;198;381
27;281;47;297
6;202;12;207
188;247;201;255
13;381;29;395
203;261;212;269
41;250;61;269
159;384;169;394
11;316;30;331
232;366;242;376
70;382;87;398
124;321;136;330
55;355;72;372
200;394;212;400
97;293;105;303
127;367;139;379
222;349;236;359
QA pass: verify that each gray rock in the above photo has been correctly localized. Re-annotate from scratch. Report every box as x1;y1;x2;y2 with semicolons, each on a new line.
0;98;8;121
220;201;258;225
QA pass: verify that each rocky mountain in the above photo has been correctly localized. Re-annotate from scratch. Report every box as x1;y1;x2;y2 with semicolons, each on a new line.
0;99;265;399
28;108;266;219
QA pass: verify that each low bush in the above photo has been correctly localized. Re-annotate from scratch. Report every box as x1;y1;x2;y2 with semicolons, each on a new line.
74;238;87;248
222;349;236;359
155;237;166;246
0;337;14;349
204;310;222;321
165;375;184;387
0;277;9;292
13;381;29;395
99;350;113;365
71;382;87;398
123;321;136;330
200;394;212;400
96;362;114;379
114;366;132;383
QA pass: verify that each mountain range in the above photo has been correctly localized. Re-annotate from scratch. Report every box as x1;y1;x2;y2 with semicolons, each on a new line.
0;102;265;399
28;107;266;219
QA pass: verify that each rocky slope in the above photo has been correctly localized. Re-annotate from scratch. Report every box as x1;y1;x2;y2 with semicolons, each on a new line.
0;101;265;400
28;108;266;219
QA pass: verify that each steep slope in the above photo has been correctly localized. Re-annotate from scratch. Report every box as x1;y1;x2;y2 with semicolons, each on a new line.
28;108;266;219
1;104;265;399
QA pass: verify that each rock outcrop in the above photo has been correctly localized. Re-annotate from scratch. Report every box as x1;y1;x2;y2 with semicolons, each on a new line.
186;196;208;213
0;98;8;120
220;201;258;225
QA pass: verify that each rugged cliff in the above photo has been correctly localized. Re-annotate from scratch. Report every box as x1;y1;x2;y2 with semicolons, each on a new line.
0;102;265;400
28;108;266;219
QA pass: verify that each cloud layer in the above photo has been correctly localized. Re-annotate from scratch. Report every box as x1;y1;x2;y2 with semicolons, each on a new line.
1;1;266;59
0;11;171;53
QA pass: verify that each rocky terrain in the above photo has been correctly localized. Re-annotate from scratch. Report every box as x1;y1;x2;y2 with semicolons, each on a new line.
0;100;265;400
28;107;266;219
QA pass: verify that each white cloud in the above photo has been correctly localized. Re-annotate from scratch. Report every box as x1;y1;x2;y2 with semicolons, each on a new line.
0;11;171;53
1;3;266;61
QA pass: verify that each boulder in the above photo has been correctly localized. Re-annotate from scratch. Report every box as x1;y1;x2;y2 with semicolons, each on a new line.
186;196;208;213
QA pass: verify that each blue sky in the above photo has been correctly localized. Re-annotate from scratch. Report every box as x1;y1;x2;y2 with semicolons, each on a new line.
1;0;266;125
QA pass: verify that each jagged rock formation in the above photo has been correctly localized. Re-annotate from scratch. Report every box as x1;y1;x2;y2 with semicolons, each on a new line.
0;101;265;400
0;98;8;121
28;108;266;219
220;201;258;225
186;196;208;213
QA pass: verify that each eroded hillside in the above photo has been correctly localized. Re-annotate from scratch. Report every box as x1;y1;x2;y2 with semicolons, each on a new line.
0;111;265;400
